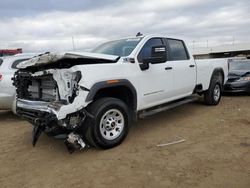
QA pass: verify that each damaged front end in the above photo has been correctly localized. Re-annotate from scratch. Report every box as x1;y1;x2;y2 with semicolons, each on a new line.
13;52;119;153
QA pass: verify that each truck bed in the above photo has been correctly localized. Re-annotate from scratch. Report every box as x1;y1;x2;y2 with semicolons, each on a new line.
195;58;229;90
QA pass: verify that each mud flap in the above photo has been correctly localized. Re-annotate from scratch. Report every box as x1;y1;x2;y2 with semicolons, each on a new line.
32;125;44;146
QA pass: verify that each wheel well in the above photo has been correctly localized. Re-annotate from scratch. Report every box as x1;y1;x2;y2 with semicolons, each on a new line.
93;86;136;111
211;68;225;84
198;69;225;94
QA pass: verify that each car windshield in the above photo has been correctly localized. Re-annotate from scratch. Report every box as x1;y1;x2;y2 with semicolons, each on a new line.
92;37;143;57
0;58;3;67
229;61;250;71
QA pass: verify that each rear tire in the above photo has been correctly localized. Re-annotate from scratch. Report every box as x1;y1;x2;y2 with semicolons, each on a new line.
83;98;130;149
204;78;222;105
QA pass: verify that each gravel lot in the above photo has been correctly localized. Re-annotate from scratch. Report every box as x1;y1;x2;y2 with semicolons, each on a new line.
0;95;250;188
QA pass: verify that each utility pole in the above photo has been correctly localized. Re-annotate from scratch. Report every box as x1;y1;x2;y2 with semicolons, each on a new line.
72;36;76;51
232;36;235;48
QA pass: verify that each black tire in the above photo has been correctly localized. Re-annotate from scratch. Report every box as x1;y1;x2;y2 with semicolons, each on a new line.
204;78;222;105
83;97;130;149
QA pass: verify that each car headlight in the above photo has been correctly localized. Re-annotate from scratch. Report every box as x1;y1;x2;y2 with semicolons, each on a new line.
238;76;250;81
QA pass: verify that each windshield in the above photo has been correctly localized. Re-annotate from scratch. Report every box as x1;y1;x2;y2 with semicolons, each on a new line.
0;58;3;67
92;37;142;57
229;61;250;71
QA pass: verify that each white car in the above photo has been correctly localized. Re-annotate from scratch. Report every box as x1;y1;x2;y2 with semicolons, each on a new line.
13;35;228;152
0;53;38;113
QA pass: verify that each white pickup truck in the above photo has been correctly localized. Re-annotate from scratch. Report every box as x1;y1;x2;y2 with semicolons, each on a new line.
13;35;228;152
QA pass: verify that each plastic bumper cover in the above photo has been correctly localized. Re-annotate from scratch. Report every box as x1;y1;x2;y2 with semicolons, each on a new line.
224;81;250;92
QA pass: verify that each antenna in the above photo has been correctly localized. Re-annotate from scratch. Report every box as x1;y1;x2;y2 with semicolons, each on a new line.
136;32;143;37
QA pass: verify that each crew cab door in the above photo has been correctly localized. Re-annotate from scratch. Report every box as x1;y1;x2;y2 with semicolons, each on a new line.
166;38;196;97
137;38;174;109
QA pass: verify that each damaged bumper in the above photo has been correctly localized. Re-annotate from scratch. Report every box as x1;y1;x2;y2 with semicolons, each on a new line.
17;99;59;114
16;93;91;153
16;88;90;120
17;104;90;153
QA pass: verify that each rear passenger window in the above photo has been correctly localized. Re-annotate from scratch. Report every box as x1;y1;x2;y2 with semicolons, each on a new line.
167;39;189;61
0;58;3;67
11;59;29;69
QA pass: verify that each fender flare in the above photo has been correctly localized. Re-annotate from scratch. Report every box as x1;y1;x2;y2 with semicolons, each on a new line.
85;79;137;111
210;68;225;84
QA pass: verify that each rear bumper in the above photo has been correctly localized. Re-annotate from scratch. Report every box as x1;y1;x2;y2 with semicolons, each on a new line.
224;81;250;93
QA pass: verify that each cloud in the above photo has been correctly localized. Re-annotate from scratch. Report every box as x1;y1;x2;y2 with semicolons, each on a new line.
0;0;249;52
0;0;119;17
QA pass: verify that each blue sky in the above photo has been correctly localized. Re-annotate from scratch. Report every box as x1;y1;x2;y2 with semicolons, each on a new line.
0;0;249;52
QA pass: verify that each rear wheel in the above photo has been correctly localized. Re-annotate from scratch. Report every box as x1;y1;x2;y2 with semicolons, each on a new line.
204;75;222;105
84;98;130;149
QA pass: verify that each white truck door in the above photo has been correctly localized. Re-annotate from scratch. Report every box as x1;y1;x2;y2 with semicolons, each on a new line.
167;38;196;97
136;38;174;109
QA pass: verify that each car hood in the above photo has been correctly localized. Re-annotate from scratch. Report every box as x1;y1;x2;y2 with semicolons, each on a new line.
228;70;250;77
17;52;120;69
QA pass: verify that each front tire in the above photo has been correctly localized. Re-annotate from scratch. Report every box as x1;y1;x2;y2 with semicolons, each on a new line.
84;98;130;149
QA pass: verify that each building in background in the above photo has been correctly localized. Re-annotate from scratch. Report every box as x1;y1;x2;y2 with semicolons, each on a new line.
193;43;250;59
0;48;22;57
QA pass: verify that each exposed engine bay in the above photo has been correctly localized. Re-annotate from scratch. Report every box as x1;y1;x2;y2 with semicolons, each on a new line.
13;52;119;153
13;68;89;153
14;69;82;103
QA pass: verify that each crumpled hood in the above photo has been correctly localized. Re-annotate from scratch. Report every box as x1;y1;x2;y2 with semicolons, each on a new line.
228;70;250;77
17;51;119;69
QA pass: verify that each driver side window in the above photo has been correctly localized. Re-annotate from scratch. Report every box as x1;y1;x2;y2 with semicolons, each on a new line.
137;38;163;63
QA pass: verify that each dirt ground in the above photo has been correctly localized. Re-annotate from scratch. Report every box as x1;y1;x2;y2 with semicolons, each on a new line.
0;95;249;188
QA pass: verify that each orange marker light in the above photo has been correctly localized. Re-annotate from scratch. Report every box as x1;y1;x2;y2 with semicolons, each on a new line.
107;80;119;84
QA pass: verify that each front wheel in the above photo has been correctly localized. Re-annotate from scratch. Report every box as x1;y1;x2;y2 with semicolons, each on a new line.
84;98;130;149
204;80;222;105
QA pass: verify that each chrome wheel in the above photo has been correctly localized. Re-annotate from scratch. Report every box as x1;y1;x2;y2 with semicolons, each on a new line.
213;84;221;102
100;109;124;141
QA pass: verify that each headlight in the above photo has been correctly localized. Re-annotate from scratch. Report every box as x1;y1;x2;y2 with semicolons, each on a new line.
238;76;250;81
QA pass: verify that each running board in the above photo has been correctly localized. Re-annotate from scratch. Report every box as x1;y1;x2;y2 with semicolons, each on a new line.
139;96;198;118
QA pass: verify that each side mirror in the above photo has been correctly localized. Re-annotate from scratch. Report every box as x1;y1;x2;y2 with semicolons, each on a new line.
143;45;167;64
